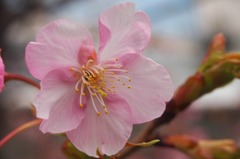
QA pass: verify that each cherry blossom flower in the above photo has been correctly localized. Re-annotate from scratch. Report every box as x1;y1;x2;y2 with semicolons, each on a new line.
0;55;4;92
25;2;174;157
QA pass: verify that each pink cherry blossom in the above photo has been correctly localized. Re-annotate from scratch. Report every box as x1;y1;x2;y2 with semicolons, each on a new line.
0;55;4;92
25;2;174;157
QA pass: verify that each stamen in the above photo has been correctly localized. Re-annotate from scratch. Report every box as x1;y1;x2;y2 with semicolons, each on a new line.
92;90;106;106
79;82;85;108
116;75;131;81
75;79;82;92
87;86;97;96
102;63;123;69
106;69;127;73
88;87;101;116
90;67;100;74
92;65;105;72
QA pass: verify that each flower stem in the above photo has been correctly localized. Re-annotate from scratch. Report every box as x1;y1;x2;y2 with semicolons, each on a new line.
0;119;42;148
4;72;40;89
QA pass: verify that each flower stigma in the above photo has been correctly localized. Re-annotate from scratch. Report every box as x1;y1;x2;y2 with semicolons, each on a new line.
70;58;131;116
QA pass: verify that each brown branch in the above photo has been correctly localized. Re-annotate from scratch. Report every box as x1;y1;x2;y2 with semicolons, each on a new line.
118;34;240;158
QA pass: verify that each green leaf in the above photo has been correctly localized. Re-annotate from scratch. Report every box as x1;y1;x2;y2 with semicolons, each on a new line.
62;140;111;159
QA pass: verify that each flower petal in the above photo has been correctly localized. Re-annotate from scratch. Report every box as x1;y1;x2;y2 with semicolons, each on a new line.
26;19;94;80
35;68;85;133
98;2;151;61
0;56;4;92
116;53;174;124
66;95;132;157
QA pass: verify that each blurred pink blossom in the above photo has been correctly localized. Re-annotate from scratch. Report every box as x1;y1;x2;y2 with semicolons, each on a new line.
25;2;174;157
0;54;5;92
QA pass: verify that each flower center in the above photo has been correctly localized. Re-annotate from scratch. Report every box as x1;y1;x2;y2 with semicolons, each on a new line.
70;58;131;116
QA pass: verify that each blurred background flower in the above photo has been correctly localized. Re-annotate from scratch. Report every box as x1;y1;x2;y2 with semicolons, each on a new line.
1;0;240;159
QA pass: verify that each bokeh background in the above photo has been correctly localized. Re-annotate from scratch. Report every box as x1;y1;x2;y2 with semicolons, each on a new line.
1;0;240;159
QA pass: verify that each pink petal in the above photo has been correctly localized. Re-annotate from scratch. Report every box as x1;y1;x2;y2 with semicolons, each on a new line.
26;19;94;80
116;53;174;124
66;95;132;157
98;2;151;61
35;68;85;133
0;56;4;92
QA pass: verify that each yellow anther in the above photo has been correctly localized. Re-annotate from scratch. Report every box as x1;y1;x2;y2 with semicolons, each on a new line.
103;105;106;108
93;93;97;97
111;72;115;75
70;68;74;71
125;70;128;73
80;104;84;108
112;86;115;88
128;78;131;82
98;89;107;98
127;86;131;89
108;88;111;92
97;112;101;116
115;58;119;61
117;78;120;81
75;88;80;92
105;110;109;114
81;93;85;96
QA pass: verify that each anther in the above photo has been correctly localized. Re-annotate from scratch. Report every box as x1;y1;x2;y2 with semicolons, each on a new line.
81;92;85;96
75;88;80;92
80;104;84;108
97;112;101;116
127;86;131;89
115;58;119;61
